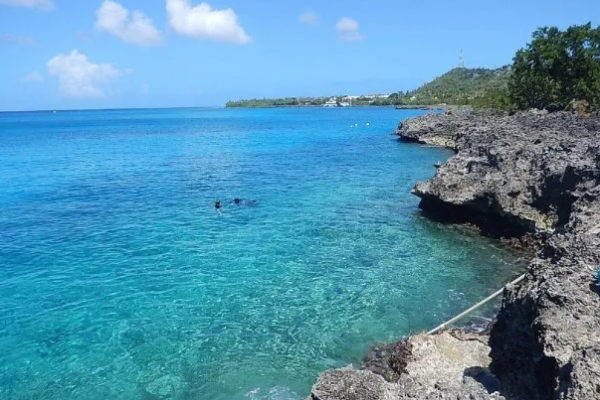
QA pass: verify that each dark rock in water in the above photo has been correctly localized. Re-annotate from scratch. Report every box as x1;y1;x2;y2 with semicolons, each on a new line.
361;339;414;384
306;110;600;400
388;339;412;378
362;342;399;382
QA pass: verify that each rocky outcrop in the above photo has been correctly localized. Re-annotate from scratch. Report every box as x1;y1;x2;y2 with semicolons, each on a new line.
399;110;600;237
307;331;504;400
400;110;600;399
306;110;600;400
490;233;600;400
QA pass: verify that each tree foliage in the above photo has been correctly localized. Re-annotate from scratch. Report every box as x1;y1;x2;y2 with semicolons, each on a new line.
509;23;600;110
225;97;328;107
399;67;511;106
226;24;600;111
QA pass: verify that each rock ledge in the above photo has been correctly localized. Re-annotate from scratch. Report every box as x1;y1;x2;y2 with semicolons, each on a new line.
306;110;600;400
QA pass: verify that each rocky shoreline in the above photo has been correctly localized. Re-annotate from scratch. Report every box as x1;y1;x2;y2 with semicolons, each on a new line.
306;110;600;400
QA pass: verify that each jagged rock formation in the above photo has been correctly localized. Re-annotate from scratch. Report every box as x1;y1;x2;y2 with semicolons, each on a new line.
307;332;505;400
306;110;600;400
401;110;600;236
490;233;600;400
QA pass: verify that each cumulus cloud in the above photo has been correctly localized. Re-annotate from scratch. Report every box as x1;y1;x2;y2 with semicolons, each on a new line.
298;11;318;25
0;0;54;11
166;0;251;44
47;50;125;98
0;34;35;45
96;1;163;46
23;71;44;83
336;17;362;41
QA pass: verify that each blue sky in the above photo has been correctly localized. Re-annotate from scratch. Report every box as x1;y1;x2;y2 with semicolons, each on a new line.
0;0;598;111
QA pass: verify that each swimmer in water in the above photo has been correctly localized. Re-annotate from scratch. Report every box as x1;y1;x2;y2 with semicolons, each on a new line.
214;199;222;214
232;198;242;205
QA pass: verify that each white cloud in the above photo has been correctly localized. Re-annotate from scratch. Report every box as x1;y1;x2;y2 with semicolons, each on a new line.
47;50;125;98
0;0;53;11
298;11;318;25
0;34;35;45
96;1;163;46
166;0;251;44
23;71;44;83
336;17;362;41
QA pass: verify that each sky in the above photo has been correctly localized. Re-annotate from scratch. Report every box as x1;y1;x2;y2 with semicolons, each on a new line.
0;0;598;111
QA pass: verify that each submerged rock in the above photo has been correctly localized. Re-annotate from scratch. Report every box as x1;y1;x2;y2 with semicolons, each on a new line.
308;110;600;400
145;375;184;399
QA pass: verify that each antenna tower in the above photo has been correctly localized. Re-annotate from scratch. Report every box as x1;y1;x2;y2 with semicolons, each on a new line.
459;49;465;68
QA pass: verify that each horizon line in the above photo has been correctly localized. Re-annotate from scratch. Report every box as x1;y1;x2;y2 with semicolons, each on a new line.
0;105;227;114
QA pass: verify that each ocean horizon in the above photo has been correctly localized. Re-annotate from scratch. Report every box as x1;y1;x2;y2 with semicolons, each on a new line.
0;107;523;400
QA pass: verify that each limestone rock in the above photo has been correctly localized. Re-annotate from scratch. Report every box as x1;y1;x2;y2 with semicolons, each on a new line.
396;110;600;399
307;332;503;400
308;110;600;400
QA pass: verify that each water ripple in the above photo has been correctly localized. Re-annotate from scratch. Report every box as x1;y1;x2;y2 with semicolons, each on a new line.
0;108;523;400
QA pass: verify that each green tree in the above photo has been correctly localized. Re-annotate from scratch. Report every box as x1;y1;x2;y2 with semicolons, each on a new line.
509;23;600;110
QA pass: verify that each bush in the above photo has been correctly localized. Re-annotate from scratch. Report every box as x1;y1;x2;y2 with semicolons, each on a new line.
509;23;600;110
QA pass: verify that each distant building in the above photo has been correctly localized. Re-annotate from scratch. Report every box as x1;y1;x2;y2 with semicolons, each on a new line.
367;94;390;99
323;98;338;107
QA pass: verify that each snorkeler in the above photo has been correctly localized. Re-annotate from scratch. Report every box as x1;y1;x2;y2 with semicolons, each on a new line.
214;199;222;214
231;198;258;206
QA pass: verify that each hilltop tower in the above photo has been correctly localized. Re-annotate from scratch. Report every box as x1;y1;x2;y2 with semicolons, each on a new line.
459;49;465;68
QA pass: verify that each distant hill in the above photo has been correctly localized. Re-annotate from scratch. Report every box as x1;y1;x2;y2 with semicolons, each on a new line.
398;66;511;106
225;66;513;108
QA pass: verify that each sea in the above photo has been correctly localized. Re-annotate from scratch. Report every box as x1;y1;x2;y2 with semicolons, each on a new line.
0;107;524;400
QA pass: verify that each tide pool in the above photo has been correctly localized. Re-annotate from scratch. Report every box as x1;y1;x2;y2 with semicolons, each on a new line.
0;107;523;400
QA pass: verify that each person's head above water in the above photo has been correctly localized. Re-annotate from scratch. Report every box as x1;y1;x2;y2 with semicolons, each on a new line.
233;198;241;205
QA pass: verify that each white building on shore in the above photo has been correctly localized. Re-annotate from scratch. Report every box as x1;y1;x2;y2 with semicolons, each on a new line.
323;98;338;107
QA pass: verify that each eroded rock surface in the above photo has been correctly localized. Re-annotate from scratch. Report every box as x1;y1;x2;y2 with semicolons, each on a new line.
399;110;600;236
308;332;504;400
490;233;600;400
307;110;600;400
400;110;600;399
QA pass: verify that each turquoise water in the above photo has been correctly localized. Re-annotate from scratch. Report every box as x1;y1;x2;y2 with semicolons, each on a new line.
0;108;522;400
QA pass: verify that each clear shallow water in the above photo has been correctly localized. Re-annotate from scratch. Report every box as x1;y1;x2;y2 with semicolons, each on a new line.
0;108;523;400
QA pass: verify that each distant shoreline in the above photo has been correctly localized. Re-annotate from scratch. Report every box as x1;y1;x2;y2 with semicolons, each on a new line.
224;104;453;110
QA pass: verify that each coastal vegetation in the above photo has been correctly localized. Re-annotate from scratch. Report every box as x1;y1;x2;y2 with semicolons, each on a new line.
224;67;511;109
227;23;600;112
389;66;511;107
225;97;330;107
509;23;600;111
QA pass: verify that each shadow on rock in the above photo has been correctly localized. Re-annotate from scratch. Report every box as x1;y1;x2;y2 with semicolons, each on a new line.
464;366;500;394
